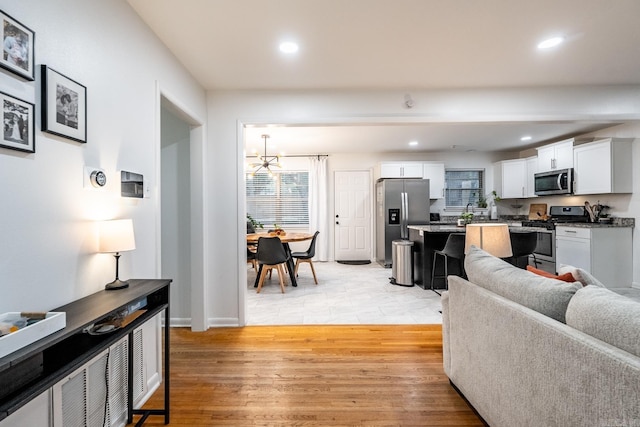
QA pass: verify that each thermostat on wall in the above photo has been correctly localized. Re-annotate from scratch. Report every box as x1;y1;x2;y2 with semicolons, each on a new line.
90;170;107;187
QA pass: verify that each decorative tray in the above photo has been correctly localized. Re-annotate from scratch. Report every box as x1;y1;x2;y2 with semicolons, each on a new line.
0;312;66;359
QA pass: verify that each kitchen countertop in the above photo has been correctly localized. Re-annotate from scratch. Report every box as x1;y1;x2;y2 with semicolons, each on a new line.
408;224;543;233
410;217;634;232
554;222;633;228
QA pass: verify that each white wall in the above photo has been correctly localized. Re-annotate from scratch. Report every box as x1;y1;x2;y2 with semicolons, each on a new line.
208;88;640;326
161;107;192;323
0;0;206;312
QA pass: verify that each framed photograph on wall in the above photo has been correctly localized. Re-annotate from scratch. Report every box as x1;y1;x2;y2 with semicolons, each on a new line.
41;65;87;143
0;90;35;153
0;10;35;81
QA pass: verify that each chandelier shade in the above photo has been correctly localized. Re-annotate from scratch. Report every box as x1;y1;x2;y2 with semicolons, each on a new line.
248;134;282;175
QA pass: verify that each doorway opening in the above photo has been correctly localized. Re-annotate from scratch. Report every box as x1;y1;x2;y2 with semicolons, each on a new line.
159;94;206;331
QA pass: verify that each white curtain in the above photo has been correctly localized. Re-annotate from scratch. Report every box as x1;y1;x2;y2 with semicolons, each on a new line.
309;156;329;261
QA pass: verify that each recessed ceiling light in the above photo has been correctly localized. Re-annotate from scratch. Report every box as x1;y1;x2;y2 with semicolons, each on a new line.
279;42;299;54
537;36;564;49
521;135;532;141
409;141;418;146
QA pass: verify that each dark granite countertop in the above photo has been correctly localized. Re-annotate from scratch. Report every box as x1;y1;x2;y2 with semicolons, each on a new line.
554;222;633;228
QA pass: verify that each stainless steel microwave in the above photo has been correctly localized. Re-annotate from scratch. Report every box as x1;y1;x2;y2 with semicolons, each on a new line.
534;168;573;196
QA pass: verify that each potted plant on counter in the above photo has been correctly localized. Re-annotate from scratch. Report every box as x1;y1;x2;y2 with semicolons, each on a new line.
459;212;474;226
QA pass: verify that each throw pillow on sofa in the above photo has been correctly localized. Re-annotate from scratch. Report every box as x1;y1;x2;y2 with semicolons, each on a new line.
566;285;640;358
464;246;582;323
526;265;576;282
556;264;606;287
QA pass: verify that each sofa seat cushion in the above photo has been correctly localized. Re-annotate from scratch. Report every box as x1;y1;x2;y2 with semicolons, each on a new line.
566;285;640;358
464;246;582;323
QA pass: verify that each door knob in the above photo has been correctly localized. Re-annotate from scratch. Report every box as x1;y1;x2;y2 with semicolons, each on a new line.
336;221;339;225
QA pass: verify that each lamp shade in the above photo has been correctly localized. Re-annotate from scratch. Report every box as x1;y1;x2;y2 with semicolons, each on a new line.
464;223;513;258
98;219;136;253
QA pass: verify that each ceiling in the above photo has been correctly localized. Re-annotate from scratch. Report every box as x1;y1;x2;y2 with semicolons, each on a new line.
129;0;640;154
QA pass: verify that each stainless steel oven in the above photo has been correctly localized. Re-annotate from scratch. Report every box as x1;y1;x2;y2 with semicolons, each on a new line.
529;228;556;274
522;205;590;274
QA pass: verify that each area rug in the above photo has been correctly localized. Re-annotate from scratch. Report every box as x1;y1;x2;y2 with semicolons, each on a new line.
337;260;372;265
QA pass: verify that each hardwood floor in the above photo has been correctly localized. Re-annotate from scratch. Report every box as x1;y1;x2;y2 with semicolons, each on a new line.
129;325;485;426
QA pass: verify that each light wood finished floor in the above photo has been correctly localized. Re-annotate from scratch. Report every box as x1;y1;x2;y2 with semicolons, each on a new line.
129;325;485;426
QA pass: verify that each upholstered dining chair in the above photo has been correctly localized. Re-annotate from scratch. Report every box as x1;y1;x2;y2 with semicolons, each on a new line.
255;236;290;293
430;233;466;294
291;231;320;284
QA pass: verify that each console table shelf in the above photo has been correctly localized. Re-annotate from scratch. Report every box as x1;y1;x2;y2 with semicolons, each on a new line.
0;279;171;425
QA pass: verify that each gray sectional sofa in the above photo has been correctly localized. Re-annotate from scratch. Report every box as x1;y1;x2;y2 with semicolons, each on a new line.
442;246;640;427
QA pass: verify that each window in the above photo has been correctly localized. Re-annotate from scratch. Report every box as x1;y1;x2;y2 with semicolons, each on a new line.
445;169;484;208
246;171;309;227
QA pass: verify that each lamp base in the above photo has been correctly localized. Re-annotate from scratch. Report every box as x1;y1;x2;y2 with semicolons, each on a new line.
105;279;129;290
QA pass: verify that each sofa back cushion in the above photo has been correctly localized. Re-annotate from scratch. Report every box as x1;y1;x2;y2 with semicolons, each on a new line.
566;286;640;358
464;246;582;323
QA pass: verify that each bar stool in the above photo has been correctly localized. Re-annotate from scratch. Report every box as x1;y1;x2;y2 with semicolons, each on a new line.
430;233;466;295
506;231;538;269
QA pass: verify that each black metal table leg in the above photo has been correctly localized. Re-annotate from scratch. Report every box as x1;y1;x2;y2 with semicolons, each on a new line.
283;243;297;287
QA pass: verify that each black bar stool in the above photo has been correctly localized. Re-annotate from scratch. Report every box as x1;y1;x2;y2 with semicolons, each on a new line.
430;233;466;295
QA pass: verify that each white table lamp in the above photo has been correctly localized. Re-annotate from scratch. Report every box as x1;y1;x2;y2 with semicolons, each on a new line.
464;223;513;258
98;219;136;290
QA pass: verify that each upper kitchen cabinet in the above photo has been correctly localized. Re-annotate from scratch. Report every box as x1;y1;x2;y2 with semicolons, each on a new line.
494;159;527;199
422;162;445;199
375;162;424;179
573;138;632;195
525;156;538;198
536;138;574;172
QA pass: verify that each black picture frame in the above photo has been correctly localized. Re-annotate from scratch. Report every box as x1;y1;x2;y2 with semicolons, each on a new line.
0;10;35;81
0;90;35;153
41;65;87;143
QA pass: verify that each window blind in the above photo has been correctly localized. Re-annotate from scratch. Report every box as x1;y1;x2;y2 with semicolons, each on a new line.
246;171;309;227
445;169;484;207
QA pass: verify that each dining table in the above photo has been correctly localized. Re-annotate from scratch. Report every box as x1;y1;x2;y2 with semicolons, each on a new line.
247;232;315;288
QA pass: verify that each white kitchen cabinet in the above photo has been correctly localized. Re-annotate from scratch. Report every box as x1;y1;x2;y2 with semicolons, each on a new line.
536;138;574;172
525;156;538;198
555;226;632;288
422;162;445;199
494;159;526;199
573;138;632;195
376;162;424;179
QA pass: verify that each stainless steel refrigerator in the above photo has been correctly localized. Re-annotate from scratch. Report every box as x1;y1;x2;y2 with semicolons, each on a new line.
375;178;430;267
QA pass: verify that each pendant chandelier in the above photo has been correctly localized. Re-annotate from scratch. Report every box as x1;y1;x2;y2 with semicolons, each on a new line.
249;134;282;176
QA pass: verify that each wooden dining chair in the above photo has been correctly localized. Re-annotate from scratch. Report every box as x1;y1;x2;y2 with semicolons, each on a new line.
255;237;290;293
291;231;320;284
247;246;257;272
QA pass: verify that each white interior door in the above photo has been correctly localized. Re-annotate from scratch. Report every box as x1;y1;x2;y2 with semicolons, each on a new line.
334;171;371;261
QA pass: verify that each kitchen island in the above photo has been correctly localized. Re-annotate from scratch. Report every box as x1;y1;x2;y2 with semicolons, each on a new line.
408;223;539;290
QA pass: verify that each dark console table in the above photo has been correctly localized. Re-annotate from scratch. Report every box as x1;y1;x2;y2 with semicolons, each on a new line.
0;279;172;426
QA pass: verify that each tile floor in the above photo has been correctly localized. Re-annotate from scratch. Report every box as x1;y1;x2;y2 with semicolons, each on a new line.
246;261;444;325
246;260;640;326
